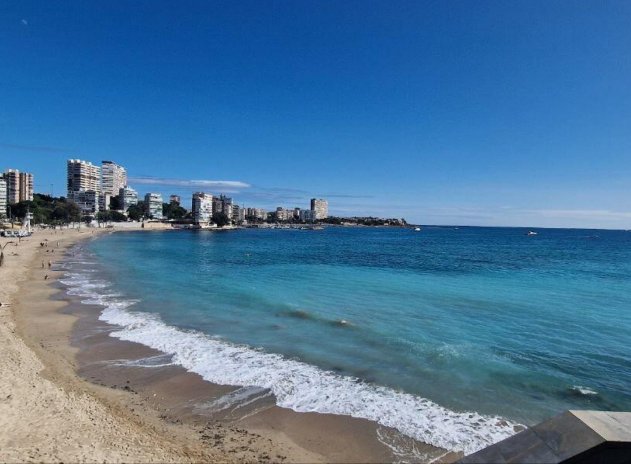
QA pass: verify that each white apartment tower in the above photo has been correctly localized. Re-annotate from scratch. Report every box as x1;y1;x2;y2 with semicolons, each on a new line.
192;192;213;225
101;161;127;196
275;207;292;222
3;170;19;204
119;186;138;211
67;159;101;195
3;169;33;204
67;159;101;214
18;172;34;202
0;178;7;218
144;192;163;219
310;198;328;220
100;161;127;211
71;191;99;215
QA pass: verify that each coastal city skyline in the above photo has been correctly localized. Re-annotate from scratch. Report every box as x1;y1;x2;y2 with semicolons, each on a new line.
1;159;331;226
2;2;631;229
2;156;343;222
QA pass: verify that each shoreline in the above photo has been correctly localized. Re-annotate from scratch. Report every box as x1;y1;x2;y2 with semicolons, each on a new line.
0;226;204;462
1;225;458;463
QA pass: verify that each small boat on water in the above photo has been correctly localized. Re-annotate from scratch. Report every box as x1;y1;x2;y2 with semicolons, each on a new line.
527;230;538;236
414;227;421;231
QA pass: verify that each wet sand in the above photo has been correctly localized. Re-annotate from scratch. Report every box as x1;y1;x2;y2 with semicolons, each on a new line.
3;226;460;463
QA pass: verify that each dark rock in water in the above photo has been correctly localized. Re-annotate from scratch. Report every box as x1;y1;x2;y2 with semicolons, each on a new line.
280;309;314;320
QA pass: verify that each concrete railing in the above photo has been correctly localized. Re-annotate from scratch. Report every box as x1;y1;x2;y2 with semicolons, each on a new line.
459;410;631;464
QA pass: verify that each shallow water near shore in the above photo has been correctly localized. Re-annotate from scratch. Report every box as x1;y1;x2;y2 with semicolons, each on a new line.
60;226;631;455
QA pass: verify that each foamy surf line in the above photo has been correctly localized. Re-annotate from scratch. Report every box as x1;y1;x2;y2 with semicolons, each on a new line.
61;269;520;455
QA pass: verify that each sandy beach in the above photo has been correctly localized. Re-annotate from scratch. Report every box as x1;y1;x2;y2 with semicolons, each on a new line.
0;225;457;463
0;225;209;462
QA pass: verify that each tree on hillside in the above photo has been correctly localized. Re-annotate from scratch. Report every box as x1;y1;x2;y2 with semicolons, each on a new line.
51;201;82;224
127;203;145;221
212;212;230;227
9;194;82;225
96;210;127;223
162;202;187;220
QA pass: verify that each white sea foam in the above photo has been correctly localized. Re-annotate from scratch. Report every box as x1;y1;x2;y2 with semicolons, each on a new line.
62;269;521;455
204;386;272;411
112;354;175;368
572;385;598;396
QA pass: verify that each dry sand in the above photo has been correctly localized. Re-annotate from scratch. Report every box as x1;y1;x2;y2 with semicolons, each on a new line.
0;226;212;462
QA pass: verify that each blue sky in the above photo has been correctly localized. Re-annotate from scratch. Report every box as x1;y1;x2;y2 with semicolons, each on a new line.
1;0;630;228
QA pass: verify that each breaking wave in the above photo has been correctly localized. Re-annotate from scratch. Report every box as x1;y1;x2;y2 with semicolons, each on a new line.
62;270;520;455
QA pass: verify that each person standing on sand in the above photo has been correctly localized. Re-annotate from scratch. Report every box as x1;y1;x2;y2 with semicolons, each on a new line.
41;261;45;268
48;261;51;268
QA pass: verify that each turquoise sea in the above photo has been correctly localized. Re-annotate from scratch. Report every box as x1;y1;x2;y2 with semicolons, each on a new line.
61;227;631;454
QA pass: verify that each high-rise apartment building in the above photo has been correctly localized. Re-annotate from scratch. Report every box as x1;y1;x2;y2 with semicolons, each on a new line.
300;209;316;222
0;178;7;218
67;159;101;214
231;204;241;224
71;191;99;216
3;170;20;204
4;169;19;205
275;207;294;222
67;159;101;194
101;161;127;209
144;193;163;219
238;206;246;223
119;187;138;211
310;198;328;220
192;192;213;225
245;208;267;221
212;194;233;220
2;169;34;204
18;172;34;202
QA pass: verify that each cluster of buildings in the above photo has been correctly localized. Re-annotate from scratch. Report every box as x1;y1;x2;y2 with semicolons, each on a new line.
2;159;329;226
0;168;35;218
191;192;328;226
66;159;166;219
66;159;329;225
267;199;328;223
273;199;329;222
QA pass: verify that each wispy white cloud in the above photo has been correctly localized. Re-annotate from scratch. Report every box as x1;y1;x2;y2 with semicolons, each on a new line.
129;176;251;190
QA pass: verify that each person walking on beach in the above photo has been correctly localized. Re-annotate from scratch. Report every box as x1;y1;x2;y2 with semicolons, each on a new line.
48;261;52;268
41;260;45;268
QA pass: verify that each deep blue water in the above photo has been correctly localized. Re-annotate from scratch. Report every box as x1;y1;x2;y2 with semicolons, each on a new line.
66;226;631;452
